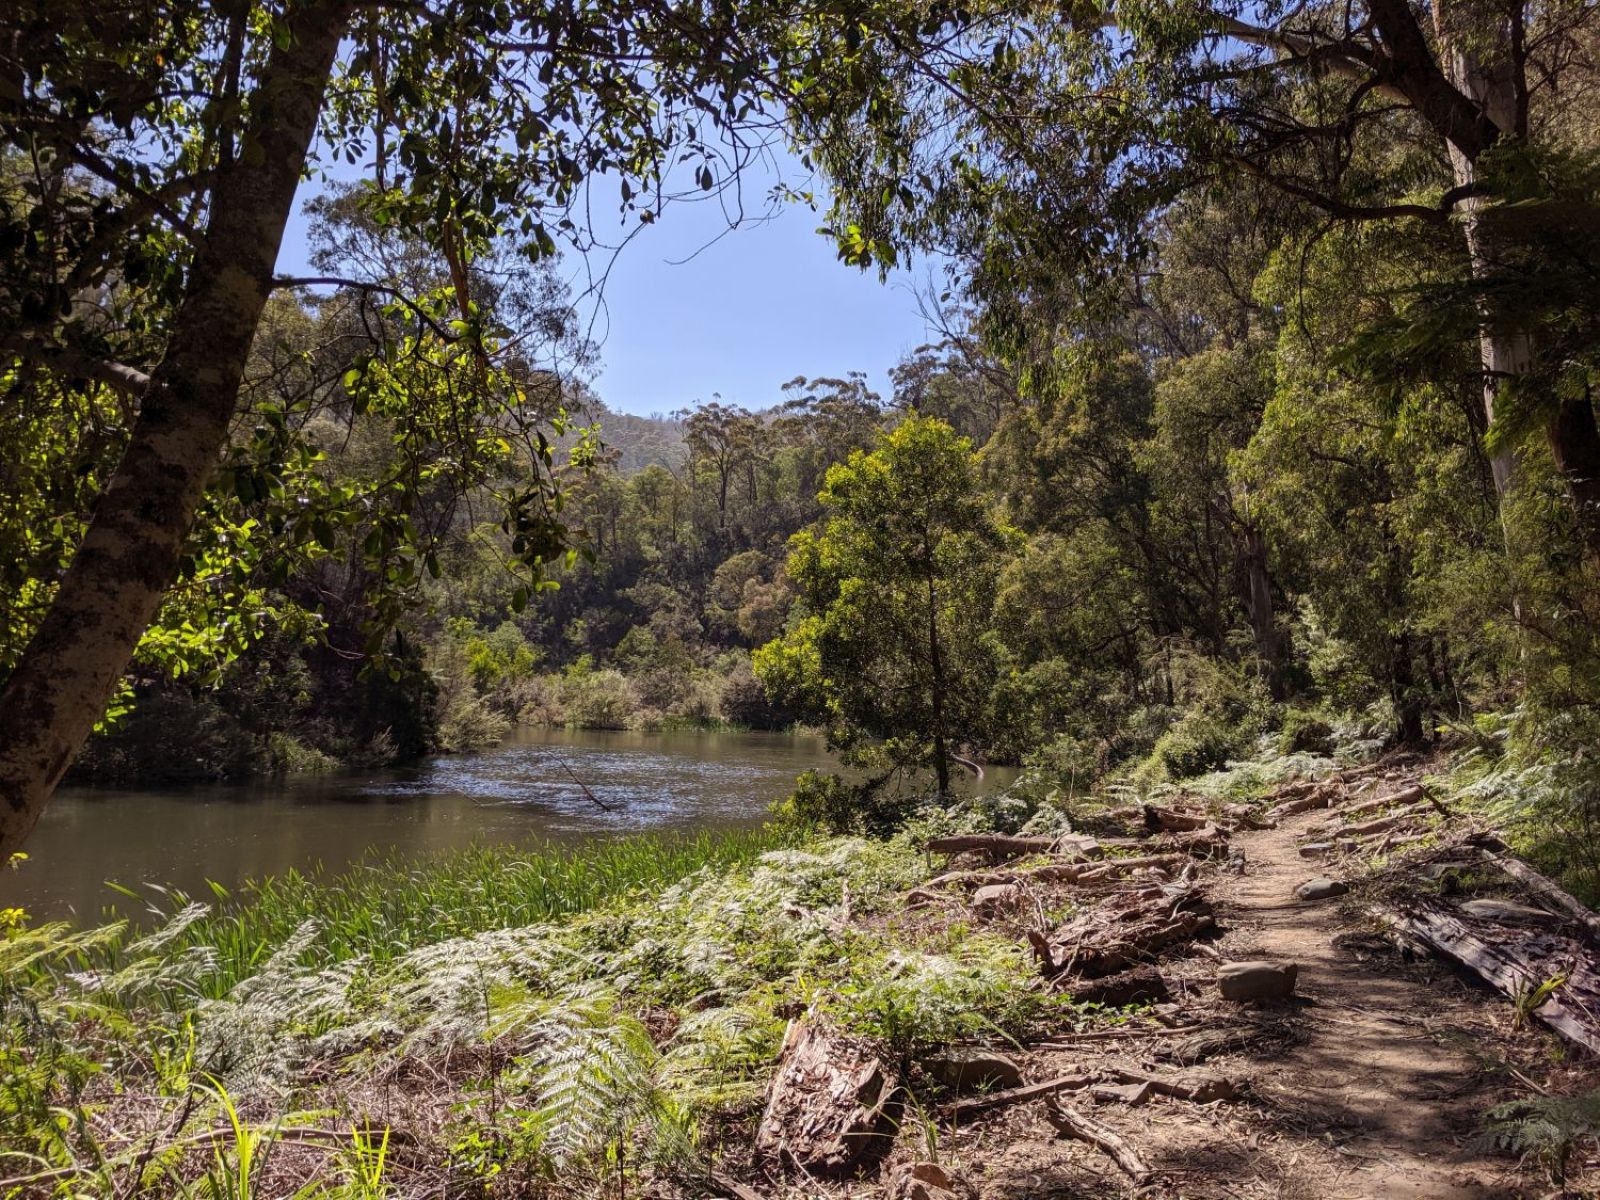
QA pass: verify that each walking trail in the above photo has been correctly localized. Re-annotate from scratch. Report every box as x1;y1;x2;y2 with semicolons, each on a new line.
944;797;1554;1199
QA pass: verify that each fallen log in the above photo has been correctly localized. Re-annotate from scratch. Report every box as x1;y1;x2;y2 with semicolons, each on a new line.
1142;804;1211;833
1106;1067;1240;1103
1222;802;1277;831
1043;1097;1153;1186
1073;855;1184;884
924;833;1059;860
922;863;1082;891
1386;904;1600;1055
755;1022;902;1178
1336;804;1431;839
1472;838;1600;945
1335;783;1424;821
943;1074;1096;1121
1152;823;1230;859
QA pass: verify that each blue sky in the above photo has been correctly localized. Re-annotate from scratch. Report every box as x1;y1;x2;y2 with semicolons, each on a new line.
275;157;941;419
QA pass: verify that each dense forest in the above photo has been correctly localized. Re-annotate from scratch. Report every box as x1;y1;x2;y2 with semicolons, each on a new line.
7;0;1600;1195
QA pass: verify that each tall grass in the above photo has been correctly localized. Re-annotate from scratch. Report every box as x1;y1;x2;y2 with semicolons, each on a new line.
94;825;797;997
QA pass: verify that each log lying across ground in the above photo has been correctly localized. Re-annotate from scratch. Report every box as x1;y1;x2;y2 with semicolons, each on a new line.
1335;783;1424;822
1387;901;1600;1055
755;1022;902;1178
924;833;1102;862
1142;804;1211;833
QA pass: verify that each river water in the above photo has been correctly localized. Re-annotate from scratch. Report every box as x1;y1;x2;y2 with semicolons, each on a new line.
5;727;1016;923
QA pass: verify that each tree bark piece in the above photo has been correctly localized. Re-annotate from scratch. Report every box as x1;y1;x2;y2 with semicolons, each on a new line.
1158;1028;1267;1065
1043;1097;1154;1186
1473;839;1600;944
1031;885;1213;979
1054;964;1169;1006
755;1022;901;1178
943;1074;1097;1121
1386;903;1600;1055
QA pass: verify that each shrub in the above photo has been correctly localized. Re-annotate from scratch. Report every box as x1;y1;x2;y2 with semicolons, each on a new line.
562;670;639;730
1279;708;1336;756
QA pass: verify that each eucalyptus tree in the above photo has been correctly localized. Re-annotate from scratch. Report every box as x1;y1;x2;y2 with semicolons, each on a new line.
0;0;866;854
792;0;1600;544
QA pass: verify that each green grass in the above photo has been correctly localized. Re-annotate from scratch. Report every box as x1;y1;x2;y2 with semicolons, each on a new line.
95;825;798;998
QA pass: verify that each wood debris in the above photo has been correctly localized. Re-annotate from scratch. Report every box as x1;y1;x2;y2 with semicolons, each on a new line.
755;1022;901;1178
1043;1096;1154;1186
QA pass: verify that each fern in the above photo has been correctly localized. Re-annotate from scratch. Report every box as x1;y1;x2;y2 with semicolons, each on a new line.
500;985;666;1170
1481;1088;1600;1180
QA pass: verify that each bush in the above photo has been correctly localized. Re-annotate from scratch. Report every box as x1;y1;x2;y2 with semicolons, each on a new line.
719;657;788;730
1148;709;1250;780
562;669;639;729
775;771;918;836
1279;708;1336;756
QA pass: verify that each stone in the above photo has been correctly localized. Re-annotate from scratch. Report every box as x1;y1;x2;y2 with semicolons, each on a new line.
1218;960;1298;1002
1298;842;1333;859
972;882;1023;917
1294;877;1349;902
1460;899;1558;925
888;1162;976;1200
919;1047;1024;1093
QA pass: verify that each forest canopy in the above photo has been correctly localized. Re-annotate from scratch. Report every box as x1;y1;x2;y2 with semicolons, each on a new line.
1;0;1598;857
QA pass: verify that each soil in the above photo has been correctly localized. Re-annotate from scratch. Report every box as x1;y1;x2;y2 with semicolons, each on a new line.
921;800;1586;1199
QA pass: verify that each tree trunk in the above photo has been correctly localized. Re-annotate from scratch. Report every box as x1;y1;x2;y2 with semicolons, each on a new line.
1547;389;1600;562
1390;631;1425;744
926;573;950;793
1233;516;1287;697
1434;3;1524;505
0;5;352;858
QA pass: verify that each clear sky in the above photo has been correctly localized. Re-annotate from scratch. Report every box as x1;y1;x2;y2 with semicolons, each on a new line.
275;155;941;418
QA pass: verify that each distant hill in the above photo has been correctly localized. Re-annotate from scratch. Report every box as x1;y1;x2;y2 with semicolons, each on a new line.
592;407;686;474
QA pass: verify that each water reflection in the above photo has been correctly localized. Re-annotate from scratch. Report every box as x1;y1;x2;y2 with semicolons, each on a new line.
5;727;1017;923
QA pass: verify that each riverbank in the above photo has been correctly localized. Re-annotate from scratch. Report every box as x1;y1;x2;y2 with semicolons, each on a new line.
4;740;1597;1198
10;728;852;923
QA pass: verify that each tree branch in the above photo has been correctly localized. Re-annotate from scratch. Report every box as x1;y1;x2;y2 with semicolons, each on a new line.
0;334;151;397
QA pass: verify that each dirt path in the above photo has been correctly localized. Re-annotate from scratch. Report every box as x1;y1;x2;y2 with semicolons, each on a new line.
1199;810;1524;1198
939;804;1547;1199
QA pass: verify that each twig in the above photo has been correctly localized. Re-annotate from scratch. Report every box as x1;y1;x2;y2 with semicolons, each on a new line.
553;754;619;812
944;1074;1097;1120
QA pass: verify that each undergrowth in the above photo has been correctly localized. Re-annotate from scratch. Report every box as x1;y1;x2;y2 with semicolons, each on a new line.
0;821;1060;1197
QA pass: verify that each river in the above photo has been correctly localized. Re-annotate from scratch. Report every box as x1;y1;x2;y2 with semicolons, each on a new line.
4;727;1017;923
